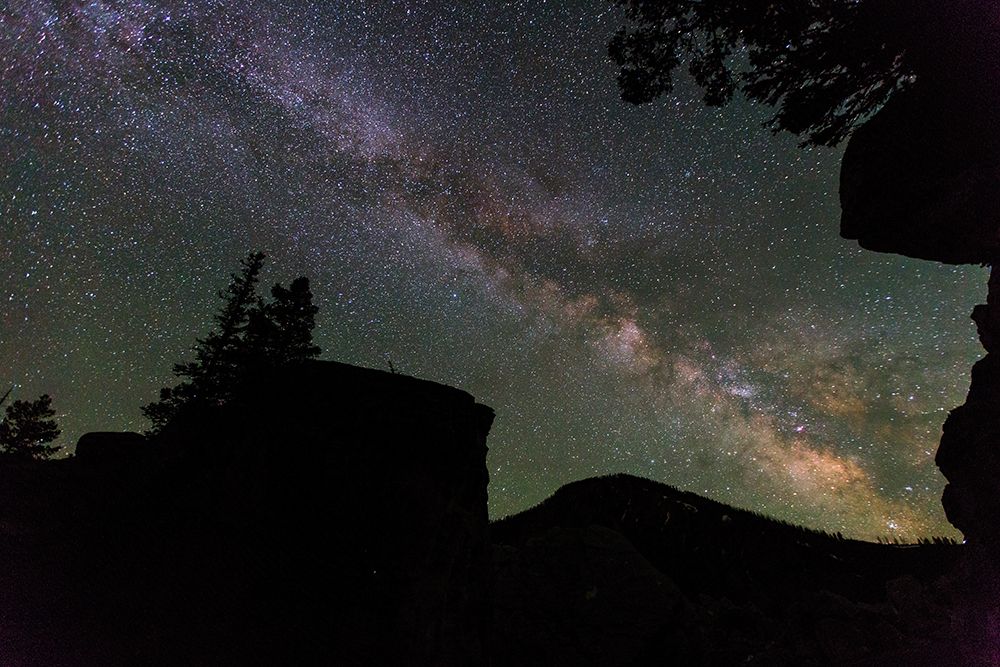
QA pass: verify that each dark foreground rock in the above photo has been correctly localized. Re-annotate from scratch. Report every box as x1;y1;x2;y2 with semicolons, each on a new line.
492;524;698;667
839;0;1000;266
74;431;149;464
0;361;494;666
836;7;1000;659
491;475;967;667
0;365;978;666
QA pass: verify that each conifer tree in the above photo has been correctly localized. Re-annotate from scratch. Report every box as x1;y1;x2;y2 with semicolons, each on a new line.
142;252;266;432
143;253;323;434
242;277;321;367
0;394;61;460
177;251;266;398
268;277;321;364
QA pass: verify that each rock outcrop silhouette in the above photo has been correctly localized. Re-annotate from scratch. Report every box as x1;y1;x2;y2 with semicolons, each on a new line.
74;431;149;464
839;1;1000;265
0;363;978;665
0;360;494;666
836;5;1000;660
838;3;1000;548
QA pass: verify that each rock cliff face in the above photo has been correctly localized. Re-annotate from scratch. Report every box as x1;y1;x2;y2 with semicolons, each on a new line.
203;361;496;667
839;83;1000;265
841;32;1000;553
839;2;1000;265
838;4;1000;546
837;6;1000;660
0;360;494;666
936;270;1000;664
937;268;1000;549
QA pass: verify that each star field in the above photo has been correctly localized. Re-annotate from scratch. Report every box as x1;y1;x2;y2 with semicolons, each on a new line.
1;0;984;539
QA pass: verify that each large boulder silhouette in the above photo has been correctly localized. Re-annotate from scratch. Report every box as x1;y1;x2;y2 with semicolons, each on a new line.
840;83;1000;264
839;1;1000;265
74;431;149;463
839;0;1000;548
0;360;495;666
838;5;1000;659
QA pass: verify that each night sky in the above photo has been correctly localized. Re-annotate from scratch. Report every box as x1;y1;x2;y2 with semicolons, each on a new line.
2;1;985;540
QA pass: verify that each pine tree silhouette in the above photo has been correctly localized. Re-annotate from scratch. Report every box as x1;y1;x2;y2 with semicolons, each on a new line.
143;252;266;433
143;253;322;434
0;394;61;460
267;277;321;364
241;277;321;368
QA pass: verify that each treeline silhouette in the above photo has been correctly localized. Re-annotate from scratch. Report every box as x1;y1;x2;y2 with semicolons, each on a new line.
2;251;317;459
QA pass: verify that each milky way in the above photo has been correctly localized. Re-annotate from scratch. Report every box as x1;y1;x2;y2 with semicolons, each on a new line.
1;0;985;539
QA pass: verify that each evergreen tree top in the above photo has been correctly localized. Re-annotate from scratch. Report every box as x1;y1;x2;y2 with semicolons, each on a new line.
0;393;61;461
143;252;322;434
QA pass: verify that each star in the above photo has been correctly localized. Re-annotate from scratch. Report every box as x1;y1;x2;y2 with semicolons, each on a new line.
0;0;979;540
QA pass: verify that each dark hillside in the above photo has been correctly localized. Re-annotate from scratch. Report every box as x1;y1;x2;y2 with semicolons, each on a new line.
491;475;965;666
492;474;960;603
0;366;972;666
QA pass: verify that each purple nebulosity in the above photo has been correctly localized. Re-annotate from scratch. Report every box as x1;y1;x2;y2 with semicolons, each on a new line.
0;0;985;540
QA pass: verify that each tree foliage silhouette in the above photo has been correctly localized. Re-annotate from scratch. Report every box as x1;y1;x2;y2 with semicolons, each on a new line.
244;277;321;367
143;252;321;433
608;0;923;146
0;394;61;460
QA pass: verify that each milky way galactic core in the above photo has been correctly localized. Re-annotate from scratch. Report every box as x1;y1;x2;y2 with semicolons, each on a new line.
1;1;983;539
